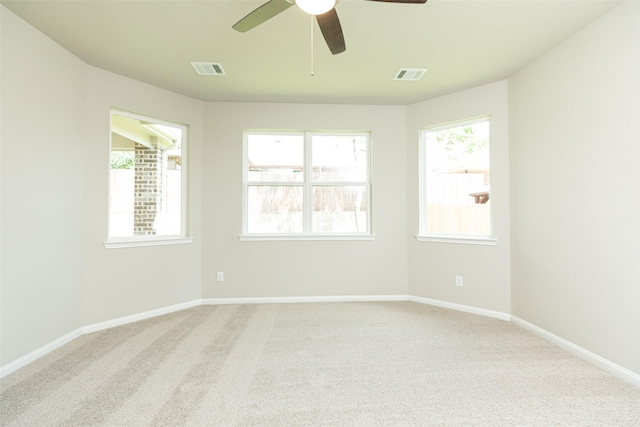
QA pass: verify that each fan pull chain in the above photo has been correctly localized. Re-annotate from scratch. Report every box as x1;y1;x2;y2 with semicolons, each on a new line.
310;16;314;77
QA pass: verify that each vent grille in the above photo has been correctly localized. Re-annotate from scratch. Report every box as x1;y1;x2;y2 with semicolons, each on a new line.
394;68;427;81
190;62;226;76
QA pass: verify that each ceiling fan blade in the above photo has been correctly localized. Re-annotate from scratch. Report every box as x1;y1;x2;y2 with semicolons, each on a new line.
316;9;346;55
232;0;295;32
366;0;427;3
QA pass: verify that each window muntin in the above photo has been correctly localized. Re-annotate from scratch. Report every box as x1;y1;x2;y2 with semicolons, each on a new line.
108;110;188;245
243;131;372;238
419;117;492;240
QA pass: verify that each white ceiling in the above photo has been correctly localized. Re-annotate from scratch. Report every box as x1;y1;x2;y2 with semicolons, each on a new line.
2;0;622;105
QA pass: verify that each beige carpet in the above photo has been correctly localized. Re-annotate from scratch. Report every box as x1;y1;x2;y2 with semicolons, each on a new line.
1;302;639;426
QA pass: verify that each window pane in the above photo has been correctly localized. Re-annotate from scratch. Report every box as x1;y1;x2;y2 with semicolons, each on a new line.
247;134;304;182
424;120;490;236
248;186;303;233
312;186;368;233
243;130;372;237
109;112;184;238
312;135;367;182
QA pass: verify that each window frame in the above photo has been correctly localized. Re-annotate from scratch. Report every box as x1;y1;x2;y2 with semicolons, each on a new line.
240;130;374;241
105;109;192;249
417;116;496;246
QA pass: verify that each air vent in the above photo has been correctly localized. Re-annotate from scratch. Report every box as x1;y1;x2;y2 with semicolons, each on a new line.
394;68;427;81
190;62;226;76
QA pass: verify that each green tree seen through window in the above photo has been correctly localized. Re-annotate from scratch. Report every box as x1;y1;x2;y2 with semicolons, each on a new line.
111;151;134;169
435;125;488;160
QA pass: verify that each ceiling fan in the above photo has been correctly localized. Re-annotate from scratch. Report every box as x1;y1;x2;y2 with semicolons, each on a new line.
233;0;428;55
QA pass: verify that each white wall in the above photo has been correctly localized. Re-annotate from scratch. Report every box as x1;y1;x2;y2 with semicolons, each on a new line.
1;7;86;365
202;102;408;298
406;81;512;314
509;1;640;374
82;67;204;326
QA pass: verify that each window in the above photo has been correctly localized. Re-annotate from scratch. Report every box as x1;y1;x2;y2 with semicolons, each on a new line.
418;117;494;244
242;131;372;240
106;109;190;248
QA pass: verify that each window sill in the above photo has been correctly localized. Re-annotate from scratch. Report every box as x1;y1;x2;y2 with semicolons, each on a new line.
239;234;376;242
415;235;496;246
104;236;194;249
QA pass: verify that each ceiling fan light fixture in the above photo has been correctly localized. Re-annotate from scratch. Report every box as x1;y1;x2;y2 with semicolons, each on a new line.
296;0;336;15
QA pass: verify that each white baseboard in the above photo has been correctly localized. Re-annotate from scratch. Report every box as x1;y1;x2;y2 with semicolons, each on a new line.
4;296;638;389
0;299;202;379
82;299;202;334
409;295;511;321
0;296;407;378
201;295;409;305
0;328;82;379
512;316;640;388
201;295;513;324
0;295;511;379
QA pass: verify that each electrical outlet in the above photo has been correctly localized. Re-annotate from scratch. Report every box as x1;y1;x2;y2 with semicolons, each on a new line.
217;272;224;282
455;276;463;287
